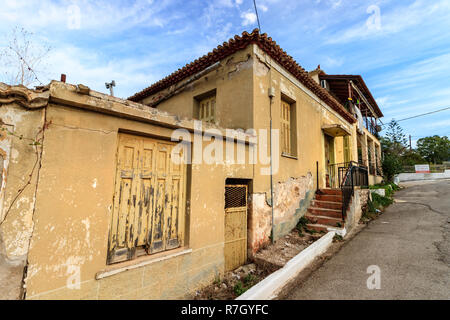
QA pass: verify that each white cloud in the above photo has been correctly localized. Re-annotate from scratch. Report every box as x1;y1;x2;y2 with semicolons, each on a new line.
45;45;158;98
428;119;450;129
325;0;450;44
258;4;268;12
323;56;344;68
241;11;257;26
371;53;450;91
0;0;178;33
331;0;342;9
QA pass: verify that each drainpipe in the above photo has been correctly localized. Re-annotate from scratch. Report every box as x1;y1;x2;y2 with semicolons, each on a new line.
265;54;275;244
269;86;275;244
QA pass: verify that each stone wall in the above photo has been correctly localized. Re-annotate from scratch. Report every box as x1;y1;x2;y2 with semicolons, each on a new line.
248;173;314;257
346;188;371;231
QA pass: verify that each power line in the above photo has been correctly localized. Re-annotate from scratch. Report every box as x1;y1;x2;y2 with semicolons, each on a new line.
253;0;261;32
381;106;450;126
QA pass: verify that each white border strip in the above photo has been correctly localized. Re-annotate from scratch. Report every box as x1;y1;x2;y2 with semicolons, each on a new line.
95;249;192;280
236;231;335;300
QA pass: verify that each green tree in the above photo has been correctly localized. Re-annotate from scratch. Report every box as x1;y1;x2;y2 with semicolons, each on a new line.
400;149;425;166
380;120;408;182
382;153;403;182
416;135;450;164
383;120;408;157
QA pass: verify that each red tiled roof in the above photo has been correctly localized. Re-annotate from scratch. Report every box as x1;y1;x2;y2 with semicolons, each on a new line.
128;29;356;124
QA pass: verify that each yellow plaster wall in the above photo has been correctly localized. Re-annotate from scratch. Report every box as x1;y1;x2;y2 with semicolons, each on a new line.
0;102;45;299
251;45;356;193
0;104;45;261
25;100;253;299
141;46;254;130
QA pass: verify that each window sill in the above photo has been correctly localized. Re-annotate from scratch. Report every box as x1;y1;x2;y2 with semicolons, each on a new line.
95;247;192;280
281;153;298;160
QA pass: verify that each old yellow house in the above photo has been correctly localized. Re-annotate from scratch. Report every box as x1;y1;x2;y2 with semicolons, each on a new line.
0;30;383;300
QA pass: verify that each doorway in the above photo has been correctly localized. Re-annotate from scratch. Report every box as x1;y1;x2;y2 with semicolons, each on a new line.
224;184;248;271
324;134;335;188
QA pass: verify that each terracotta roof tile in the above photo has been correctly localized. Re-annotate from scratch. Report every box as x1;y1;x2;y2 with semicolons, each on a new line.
128;29;355;124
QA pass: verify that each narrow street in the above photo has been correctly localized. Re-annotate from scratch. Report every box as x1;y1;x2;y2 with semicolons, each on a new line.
284;179;450;300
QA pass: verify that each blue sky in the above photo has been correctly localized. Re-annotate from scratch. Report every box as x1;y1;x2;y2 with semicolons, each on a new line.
1;0;449;144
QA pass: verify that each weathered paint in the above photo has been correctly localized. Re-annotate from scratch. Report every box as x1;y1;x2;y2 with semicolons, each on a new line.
224;184;247;271
0;39;383;300
18;82;253;299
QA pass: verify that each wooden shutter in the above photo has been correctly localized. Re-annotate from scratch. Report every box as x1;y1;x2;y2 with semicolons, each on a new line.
108;134;186;264
199;96;216;123
343;136;351;163
281;100;291;155
108;135;140;263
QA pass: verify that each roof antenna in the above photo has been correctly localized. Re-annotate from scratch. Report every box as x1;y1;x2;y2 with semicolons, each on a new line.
105;80;116;96
253;0;261;32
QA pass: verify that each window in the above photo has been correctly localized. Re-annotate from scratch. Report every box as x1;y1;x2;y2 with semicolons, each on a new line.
107;133;186;264
280;98;296;156
198;95;216;123
343;136;351;163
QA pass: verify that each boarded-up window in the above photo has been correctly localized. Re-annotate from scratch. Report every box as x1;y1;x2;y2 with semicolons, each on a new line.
108;133;186;264
199;95;216;123
280;99;296;156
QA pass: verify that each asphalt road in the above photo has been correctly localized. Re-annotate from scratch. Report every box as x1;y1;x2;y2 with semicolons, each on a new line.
285;179;450;300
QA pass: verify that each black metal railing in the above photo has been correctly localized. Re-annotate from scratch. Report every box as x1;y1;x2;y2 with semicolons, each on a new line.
327;162;352;189
338;161;369;221
364;117;379;137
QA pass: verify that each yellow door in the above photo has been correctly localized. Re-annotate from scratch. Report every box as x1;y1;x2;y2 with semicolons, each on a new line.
224;184;248;272
108;133;186;264
324;135;335;188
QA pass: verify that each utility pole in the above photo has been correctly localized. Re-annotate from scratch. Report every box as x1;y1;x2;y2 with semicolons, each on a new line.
105;80;116;96
409;135;412;150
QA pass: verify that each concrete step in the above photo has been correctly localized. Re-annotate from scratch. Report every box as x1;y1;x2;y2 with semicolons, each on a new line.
306;223;345;233
315;194;343;202
311;200;342;210
305;223;328;233
307;207;343;218
306;214;344;227
318;189;342;196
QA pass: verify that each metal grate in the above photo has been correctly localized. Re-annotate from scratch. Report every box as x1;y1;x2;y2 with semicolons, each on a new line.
225;185;247;209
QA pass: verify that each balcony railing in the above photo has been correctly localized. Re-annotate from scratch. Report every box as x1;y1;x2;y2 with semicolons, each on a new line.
363;117;379;137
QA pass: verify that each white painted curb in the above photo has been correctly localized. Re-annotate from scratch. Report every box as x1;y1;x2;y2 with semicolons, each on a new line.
236;231;335;300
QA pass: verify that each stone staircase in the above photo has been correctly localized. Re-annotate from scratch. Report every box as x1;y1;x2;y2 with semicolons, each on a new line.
305;189;345;233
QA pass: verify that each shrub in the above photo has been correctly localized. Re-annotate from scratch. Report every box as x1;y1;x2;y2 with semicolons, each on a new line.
243;274;256;286
371;193;394;208
382;153;403;182
296;216;309;235
233;281;247;296
390;182;400;191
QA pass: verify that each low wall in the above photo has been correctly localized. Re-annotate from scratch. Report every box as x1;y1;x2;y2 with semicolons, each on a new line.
237;231;335;300
346;189;371;231
397;170;450;182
